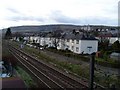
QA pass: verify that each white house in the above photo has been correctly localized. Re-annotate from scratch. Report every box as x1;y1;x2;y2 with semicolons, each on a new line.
23;37;29;41
29;36;54;47
109;37;120;44
29;36;40;43
78;40;98;54
40;37;53;47
95;35;120;45
57;33;98;54
29;33;98;54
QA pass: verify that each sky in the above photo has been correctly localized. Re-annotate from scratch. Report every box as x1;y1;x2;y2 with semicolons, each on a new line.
0;0;119;29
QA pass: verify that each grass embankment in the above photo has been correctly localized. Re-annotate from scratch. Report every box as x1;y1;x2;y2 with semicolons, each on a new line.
15;66;38;88
47;48;120;68
10;41;120;88
95;57;120;68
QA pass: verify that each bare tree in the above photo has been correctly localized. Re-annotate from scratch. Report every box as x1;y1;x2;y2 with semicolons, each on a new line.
52;38;60;49
52;31;62;49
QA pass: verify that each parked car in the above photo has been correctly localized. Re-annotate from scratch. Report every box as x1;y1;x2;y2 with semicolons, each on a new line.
39;47;44;50
26;44;33;47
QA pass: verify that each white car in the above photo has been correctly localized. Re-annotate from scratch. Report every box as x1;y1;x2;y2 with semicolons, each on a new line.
39;47;44;50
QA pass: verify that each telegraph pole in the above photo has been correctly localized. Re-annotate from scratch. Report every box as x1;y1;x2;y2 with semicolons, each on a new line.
117;25;119;89
118;1;120;41
89;52;95;90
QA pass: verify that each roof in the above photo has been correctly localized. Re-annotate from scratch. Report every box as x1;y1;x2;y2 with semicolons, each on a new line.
2;77;27;89
63;33;97;40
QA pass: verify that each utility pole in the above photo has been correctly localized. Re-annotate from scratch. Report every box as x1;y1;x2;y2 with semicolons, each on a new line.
117;3;120;90
89;52;95;90
118;1;120;42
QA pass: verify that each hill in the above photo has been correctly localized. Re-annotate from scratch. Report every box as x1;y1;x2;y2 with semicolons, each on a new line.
6;24;81;33
2;24;118;34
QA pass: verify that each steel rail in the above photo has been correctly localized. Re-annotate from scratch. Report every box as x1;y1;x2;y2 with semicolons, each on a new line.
9;45;89;89
9;48;64;89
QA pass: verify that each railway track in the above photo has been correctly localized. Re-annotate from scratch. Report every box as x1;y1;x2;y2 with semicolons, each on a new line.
8;45;89;89
9;48;64;89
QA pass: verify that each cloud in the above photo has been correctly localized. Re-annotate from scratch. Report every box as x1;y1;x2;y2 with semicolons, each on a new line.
7;8;21;14
49;11;79;24
0;0;119;29
7;15;44;22
5;8;44;22
49;10;117;26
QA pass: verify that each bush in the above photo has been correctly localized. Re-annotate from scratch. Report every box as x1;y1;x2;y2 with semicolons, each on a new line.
48;47;57;50
96;59;120;68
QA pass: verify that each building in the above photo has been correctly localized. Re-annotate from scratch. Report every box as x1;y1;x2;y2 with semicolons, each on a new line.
57;33;98;54
30;33;98;54
109;37;120;44
29;36;40;43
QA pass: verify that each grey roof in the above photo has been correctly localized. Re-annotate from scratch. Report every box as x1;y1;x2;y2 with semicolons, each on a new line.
62;33;98;40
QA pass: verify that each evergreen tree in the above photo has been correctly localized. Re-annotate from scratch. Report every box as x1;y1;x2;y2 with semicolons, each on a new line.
72;29;76;34
112;40;120;52
5;28;12;39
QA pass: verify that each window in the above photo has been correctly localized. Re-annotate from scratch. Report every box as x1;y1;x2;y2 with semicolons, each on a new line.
72;40;74;43
76;47;79;52
66;45;69;50
87;46;92;52
76;40;79;44
66;45;69;48
67;39;69;42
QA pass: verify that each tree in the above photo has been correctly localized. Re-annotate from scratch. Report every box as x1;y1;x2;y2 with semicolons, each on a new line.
19;37;24;41
112;40;120;52
98;40;109;51
72;29;76;34
52;31;61;49
52;38;60;49
72;29;79;35
4;28;12;39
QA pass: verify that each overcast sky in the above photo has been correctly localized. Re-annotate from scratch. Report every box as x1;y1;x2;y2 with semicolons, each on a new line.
0;0;119;29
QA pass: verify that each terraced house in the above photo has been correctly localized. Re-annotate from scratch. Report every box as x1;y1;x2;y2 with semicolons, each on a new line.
29;33;98;54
